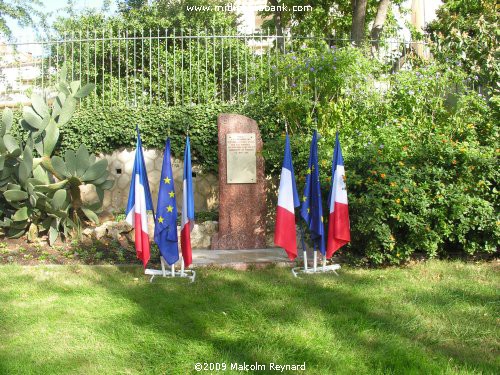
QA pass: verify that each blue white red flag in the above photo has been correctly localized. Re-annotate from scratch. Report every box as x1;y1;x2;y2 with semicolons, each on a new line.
154;138;179;266
126;126;154;267
326;132;350;258
274;134;300;260
300;130;326;255
180;136;195;268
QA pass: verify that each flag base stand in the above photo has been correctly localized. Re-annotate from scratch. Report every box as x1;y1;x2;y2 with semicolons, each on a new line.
145;257;196;283
291;251;341;277
291;264;341;277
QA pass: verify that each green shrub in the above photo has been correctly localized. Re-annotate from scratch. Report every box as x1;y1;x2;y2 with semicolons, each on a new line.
31;100;284;175
5;45;497;264
341;73;499;264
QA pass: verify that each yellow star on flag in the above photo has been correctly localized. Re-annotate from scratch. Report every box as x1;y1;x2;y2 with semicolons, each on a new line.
163;177;171;184
169;191;175;198
157;216;164;224
302;196;307;202
166;205;173;212
307;208;310;213
306;168;311;175
311;165;315;171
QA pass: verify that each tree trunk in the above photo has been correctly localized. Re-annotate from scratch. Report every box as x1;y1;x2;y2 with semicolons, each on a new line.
269;0;284;50
351;0;368;45
371;0;391;55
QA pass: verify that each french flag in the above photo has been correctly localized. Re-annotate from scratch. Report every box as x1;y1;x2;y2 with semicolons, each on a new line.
126;127;154;268
274;134;300;260
180;136;195;268
326;132;350;258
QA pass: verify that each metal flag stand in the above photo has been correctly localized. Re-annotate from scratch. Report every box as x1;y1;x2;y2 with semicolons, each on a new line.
145;256;196;283
291;237;341;277
291;124;341;277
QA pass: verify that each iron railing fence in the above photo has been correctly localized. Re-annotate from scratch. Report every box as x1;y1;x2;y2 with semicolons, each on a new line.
0;29;431;108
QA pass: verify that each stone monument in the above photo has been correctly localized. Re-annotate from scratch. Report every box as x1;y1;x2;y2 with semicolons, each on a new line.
211;114;267;249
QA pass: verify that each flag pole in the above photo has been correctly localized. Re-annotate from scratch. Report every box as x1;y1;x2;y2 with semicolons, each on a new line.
171;263;175;277
180;255;185;276
160;256;166;277
299;221;307;271
322;255;326;271
313;242;317;272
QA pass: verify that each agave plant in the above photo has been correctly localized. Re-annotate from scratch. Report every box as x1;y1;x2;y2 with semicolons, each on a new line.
0;65;114;245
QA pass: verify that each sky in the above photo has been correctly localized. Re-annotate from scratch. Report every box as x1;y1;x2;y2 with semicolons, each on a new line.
6;0;118;43
4;0;118;55
6;0;443;54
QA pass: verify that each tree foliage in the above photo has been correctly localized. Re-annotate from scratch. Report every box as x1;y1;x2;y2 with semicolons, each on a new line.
260;0;404;43
0;0;42;38
53;0;240;33
427;0;499;93
47;0;246;106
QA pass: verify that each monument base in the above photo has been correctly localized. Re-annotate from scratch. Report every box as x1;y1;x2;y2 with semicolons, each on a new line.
211;232;266;250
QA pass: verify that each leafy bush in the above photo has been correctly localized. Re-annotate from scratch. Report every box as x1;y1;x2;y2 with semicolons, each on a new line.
60;103;238;172
335;68;498;264
4;43;497;263
19;101;283;175
346;98;498;263
249;44;499;264
427;0;499;93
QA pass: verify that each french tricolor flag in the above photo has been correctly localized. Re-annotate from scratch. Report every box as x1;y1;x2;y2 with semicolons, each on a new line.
126;127;154;268
326;132;350;258
274;134;300;260
180;136;195;268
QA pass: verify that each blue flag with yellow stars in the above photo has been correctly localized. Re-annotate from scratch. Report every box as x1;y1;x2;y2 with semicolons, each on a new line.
154;138;179;265
300;130;326;255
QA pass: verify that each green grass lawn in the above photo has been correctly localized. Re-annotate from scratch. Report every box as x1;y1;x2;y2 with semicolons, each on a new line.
0;260;498;375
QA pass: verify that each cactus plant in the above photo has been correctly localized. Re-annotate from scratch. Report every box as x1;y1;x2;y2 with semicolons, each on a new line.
0;64;114;245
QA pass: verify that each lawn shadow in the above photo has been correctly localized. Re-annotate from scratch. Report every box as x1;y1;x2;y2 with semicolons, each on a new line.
0;265;498;374
91;266;499;373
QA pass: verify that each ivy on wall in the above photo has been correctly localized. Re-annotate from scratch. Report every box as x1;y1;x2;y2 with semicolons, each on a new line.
8;101;290;175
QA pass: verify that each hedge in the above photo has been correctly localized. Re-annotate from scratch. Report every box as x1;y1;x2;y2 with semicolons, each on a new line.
5;60;498;265
7;101;286;175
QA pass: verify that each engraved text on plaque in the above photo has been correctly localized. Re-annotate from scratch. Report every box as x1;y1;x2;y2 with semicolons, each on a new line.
226;133;256;184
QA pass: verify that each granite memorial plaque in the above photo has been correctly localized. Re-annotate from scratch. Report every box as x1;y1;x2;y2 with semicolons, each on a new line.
211;114;266;249
226;133;256;184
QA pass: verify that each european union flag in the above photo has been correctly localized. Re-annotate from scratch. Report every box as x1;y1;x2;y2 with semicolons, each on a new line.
300;130;326;255
154;138;179;265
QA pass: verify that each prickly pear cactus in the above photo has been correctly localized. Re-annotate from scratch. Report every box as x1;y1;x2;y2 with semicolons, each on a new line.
0;64;114;245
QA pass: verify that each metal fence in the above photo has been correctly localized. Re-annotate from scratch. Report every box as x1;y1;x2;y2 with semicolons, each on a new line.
0;30;430;108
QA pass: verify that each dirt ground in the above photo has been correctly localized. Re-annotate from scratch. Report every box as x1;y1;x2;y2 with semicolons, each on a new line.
0;235;140;266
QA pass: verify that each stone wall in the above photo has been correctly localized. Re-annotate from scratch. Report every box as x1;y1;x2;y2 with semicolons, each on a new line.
81;148;218;213
84;218;219;250
83;218;280;250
